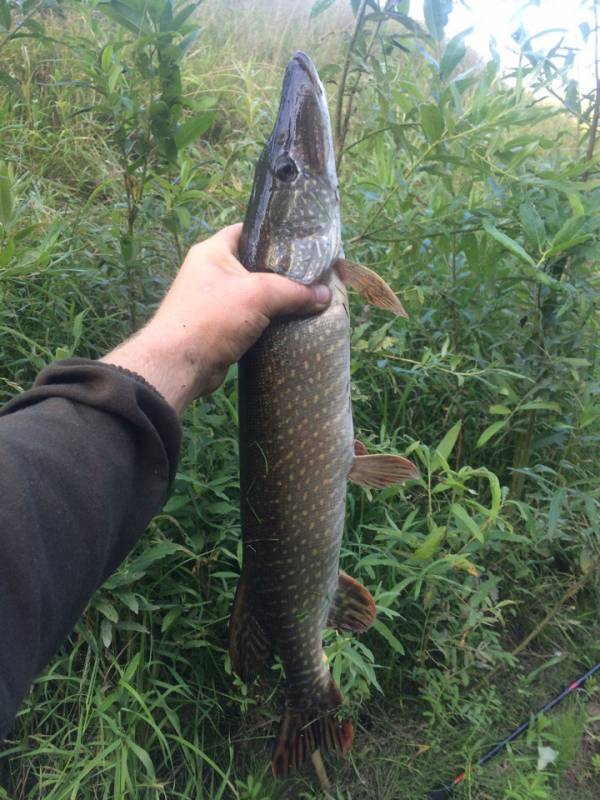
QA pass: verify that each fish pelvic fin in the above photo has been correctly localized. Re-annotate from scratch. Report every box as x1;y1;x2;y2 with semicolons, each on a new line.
271;679;353;778
228;570;272;682
334;257;408;317
327;571;376;633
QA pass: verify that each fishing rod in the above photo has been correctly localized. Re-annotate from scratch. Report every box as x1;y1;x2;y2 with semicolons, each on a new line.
427;660;600;800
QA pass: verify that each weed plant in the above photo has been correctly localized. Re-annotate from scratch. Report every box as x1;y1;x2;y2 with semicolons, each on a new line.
1;0;599;797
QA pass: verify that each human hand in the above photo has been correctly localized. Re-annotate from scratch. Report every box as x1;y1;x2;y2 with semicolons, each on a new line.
100;223;331;415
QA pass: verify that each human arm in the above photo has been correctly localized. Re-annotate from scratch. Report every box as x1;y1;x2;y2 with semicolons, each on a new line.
0;223;330;736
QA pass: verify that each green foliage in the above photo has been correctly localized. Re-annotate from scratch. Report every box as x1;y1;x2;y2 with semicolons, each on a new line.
1;0;600;797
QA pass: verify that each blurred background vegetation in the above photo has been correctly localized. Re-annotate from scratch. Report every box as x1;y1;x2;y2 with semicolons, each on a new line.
1;0;600;797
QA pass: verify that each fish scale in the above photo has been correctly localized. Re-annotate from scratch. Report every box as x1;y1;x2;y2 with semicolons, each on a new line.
229;51;419;778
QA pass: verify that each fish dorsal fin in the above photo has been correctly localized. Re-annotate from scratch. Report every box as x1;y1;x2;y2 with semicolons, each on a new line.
349;453;420;488
334;258;408;317
327;571;376;633
228;570;272;682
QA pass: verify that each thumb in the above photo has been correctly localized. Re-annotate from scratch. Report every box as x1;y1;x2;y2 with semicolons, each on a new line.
253;273;332;319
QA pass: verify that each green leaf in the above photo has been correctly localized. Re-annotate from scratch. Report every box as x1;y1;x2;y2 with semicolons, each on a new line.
107;63;122;94
567;191;584;216
174;112;215;149
0;0;11;31
122;652;141;682
171;2;201;31
440;29;469;80
413;526;446;560
424;0;452;41
519;202;546;249
419;103;444;141
547;488;565;539
451;503;483;542
0;161;13;225
310;0;336;17
546;234;592;257
179;27;202;57
128;740;157;781
120;592;139;614
545;215;590;257
489;405;511;415
100;619;113;648
373;620;405;654
161;608;182;633
386;10;426;35
519;401;561;412
476;420;508;448
95;600;119;623
483;220;535;266
72;310;85;344
117;621;148;634
559;357;591;368
99;0;149;34
431;421;461;470
100;44;113;73
486;471;502;522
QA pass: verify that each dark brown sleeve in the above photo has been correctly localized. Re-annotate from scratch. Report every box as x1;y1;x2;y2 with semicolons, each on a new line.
0;358;182;736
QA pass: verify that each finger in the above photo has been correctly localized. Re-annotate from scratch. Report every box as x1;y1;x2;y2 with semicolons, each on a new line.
253;273;332;319
210;222;243;256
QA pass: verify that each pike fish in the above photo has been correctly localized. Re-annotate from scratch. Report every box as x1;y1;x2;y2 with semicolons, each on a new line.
229;51;419;778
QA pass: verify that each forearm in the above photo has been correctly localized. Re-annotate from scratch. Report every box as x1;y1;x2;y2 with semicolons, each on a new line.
0;359;181;736
99;323;222;417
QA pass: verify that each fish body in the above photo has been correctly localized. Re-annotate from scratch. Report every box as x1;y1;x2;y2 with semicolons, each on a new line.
230;52;417;777
238;266;352;706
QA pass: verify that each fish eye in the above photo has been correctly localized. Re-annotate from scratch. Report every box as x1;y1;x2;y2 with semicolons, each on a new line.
274;156;298;182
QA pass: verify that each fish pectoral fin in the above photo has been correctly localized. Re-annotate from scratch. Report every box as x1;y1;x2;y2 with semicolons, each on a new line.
353;438;369;456
228;571;272;682
327;571;376;633
272;679;353;778
348;453;420;488
334;258;408;318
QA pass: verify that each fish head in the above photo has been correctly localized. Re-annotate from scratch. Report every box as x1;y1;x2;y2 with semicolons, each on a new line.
240;51;341;285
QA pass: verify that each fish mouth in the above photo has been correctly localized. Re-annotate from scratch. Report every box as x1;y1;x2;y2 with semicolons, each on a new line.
280;51;324;105
272;52;332;175
290;51;322;94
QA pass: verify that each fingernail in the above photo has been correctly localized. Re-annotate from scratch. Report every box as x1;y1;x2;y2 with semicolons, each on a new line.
313;284;331;305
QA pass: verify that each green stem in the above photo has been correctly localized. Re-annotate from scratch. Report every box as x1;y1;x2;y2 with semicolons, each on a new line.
0;0;44;52
334;0;369;168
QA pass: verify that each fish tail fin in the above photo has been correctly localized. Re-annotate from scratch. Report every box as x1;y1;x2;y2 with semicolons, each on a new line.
228;570;272;682
271;679;353;778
